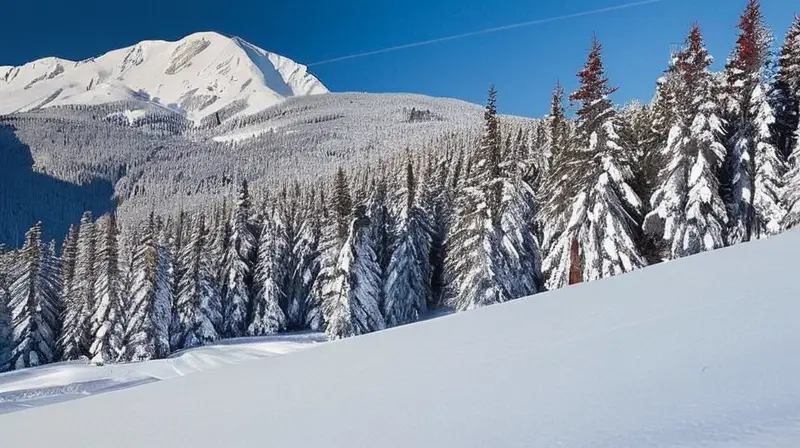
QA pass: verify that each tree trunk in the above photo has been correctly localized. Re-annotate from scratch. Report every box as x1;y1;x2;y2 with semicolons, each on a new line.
568;236;582;286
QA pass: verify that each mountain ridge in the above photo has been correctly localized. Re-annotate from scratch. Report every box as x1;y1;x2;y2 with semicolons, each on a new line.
0;31;328;123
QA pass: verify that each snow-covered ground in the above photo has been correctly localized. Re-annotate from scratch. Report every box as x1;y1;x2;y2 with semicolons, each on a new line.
0;332;325;414
1;231;799;446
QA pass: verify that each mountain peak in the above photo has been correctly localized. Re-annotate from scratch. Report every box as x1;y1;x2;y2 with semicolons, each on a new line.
0;32;328;123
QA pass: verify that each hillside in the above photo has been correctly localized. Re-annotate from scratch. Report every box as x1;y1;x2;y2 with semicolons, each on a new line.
0;229;797;447
0;90;508;246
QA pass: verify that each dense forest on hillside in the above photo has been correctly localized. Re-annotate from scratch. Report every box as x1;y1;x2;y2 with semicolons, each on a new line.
0;1;798;372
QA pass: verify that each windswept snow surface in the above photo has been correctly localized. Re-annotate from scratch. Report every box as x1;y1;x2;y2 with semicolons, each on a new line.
2;231;800;446
0;333;325;414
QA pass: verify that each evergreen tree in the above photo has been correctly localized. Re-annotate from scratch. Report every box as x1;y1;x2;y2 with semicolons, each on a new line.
59;225;78;318
285;187;320;329
542;37;645;289
721;0;783;242
420;148;455;308
0;245;13;371
248;207;287;336
89;214;121;363
223;180;256;338
366;173;395;315
540;81;571;255
323;206;385;339
308;174;354;331
644;25;730;259
8;223;60;369
773;15;800;160
333;168;354;242
384;159;432;326
782;111;800;228
500;126;545;299
60;211;96;360
173;215;222;349
125;214;173;361
445;85;515;310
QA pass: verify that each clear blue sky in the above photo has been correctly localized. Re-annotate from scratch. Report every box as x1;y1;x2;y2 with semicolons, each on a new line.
2;0;797;117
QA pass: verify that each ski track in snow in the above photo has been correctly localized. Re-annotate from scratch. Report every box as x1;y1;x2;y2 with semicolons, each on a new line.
0;332;326;414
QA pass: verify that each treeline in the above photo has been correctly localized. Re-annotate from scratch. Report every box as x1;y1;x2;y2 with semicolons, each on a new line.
0;1;799;372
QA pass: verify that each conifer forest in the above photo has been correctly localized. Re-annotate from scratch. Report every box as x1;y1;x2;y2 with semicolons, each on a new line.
1;0;799;373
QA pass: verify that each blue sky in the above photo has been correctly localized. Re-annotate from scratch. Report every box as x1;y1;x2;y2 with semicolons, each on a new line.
2;0;797;117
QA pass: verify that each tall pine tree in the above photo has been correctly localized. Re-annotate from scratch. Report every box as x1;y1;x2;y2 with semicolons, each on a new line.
89;214;121;363
543;37;645;289
446;85;515;310
60;211;96;360
644;25;730;259
0;245;14;371
8;223;60;369
721;0;784;241
323;206;385;339
249;206;288;336
384;158;432;326
125;214;173;361
173;214;222;349
774;15;800;160
223;180;256;338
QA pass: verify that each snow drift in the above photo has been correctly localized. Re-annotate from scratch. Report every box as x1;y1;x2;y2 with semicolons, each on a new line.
0;230;799;446
0;333;325;414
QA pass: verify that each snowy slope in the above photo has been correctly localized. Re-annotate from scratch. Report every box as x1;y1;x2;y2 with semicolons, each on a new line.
1;230;799;446
0;32;327;123
0;333;325;414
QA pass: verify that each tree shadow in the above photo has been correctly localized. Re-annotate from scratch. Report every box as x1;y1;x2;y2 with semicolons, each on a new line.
0;124;115;248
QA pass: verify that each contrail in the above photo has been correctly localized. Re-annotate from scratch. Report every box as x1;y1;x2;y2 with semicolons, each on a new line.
308;0;667;67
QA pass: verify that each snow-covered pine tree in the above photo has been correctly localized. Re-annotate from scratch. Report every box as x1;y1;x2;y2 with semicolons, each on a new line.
773;15;800;160
44;240;63;348
59;225;78;316
115;227;137;361
125;213;173;361
542;36;645;289
540;81;571;256
323;205;386;339
308;171;353;331
500;124;544;299
782;110;800;229
644;25;730;259
60;211;96;360
0;245;13;371
333;168;353;243
384;158;432;327
366;172;395;315
208;199;231;304
419;147;455;309
222;180;256;338
89;214;121;363
167;210;187;346
173;214;221;349
445;85;515;310
750;81;786;237
284;186;320;329
248;205;287;336
8;223;60;369
721;0;783;242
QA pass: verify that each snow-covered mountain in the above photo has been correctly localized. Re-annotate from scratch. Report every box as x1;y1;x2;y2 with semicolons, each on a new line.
1;32;522;247
0;32;327;123
1;228;798;446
